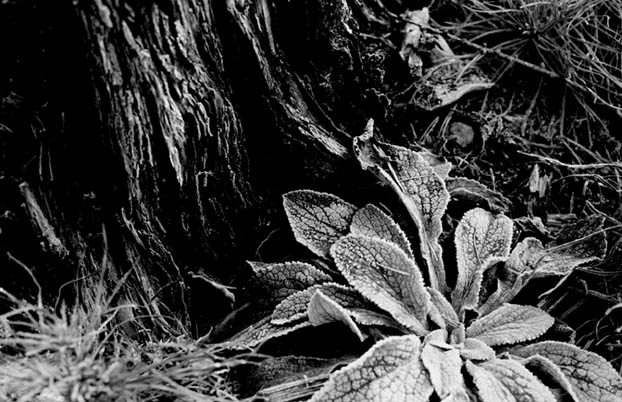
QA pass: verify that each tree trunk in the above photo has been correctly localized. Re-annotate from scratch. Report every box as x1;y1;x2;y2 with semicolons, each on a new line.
0;0;397;334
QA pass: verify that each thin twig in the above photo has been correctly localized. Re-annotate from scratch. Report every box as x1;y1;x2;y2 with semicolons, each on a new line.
519;151;622;170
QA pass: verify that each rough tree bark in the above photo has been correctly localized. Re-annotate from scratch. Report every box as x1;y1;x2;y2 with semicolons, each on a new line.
0;0;403;334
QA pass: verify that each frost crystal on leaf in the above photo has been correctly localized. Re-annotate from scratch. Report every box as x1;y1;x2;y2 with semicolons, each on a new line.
249;261;332;302
452;208;513;314
466;304;554;346
512;341;622;402
350;204;413;258
283;190;357;258
310;335;433;402
331;235;430;334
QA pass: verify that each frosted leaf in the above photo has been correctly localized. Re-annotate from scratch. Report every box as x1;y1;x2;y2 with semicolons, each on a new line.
331;235;430;334
418;151;452;180
451;208;513;313
272;283;368;325
506;235;604;279
554;215;607;258
224;316;311;350
427;287;459;329
309;335;434;402
283;190;357;257
353;126;450;292
521;355;580;402
350;204;413;258
308;290;365;342
512;341;622;402
479;359;556;402
466;304;554;346
348;308;402;329
249;261;332;302
446;177;512;213
466;360;515;402
478;275;523;318
421;345;469;401
461;338;495;361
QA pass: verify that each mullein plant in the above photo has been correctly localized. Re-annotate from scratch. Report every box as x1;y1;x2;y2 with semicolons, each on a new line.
227;120;621;401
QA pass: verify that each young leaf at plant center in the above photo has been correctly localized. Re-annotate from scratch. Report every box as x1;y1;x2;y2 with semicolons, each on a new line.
426;286;460;329
445;177;512;213
451;208;513;314
224;316;311;350
308;290;365;342
471;359;556;402
466;304;554;347
249;261;332;303
421;344;470;401
331;235;430;334
350;204;413;258
353;126;450;292
271;283;369;326
460;338;495;361
511;341;622;402
283;190;357;258
310;335;434;402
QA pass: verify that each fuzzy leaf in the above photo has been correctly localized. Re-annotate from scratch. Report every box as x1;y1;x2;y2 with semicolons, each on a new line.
506;235;604;279
350;204;413;258
310;335;434;402
419;151;453;180
466;304;554;346
308;290;365;341
249;261;332;302
331;235;430;334
466;360;516;402
272;283;368;325
477;274;524;317
283;190;357;257
224;316;311;350
521;355;580;402
512;341;622;402
446;177;512;213
354;127;450;291
479;359;556;402
421;345;470;401
427;287;460;329
347;309;402;329
452;208;513;313
461;338;495;361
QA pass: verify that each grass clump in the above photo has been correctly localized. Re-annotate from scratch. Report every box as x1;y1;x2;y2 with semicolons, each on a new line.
0;278;246;402
437;0;622;118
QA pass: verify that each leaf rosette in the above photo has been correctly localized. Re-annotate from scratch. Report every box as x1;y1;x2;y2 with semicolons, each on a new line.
226;120;618;402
